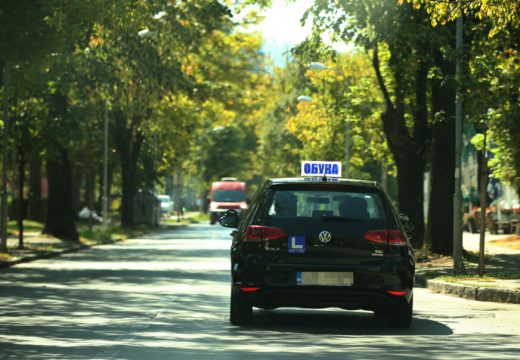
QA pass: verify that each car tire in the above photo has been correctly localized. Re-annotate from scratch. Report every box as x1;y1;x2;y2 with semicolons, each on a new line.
230;288;252;326
389;297;413;328
210;212;217;225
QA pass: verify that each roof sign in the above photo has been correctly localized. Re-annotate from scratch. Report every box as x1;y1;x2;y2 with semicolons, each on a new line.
301;161;342;178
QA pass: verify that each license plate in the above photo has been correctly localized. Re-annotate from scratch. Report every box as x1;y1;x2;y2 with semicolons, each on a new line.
296;272;353;286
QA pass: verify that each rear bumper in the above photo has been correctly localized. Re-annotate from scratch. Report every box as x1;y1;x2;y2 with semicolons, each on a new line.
210;209;244;218
234;284;412;311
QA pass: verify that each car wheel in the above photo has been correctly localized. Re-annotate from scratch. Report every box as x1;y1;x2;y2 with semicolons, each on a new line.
230;288;252;326
389;297;413;328
210;213;217;225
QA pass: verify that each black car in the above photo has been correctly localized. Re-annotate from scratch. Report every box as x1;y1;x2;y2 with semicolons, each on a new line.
219;177;415;327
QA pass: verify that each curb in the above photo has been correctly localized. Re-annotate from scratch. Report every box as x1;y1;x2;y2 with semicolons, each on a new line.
0;224;185;270
0;239;124;270
427;279;520;304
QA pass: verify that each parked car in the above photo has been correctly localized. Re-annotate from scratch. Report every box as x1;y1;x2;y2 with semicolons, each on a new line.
219;177;415;327
464;207;518;234
158;195;174;216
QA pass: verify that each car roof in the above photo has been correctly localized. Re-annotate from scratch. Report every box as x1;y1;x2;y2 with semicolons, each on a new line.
268;177;380;189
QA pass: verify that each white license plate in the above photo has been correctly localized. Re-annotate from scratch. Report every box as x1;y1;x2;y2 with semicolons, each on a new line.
296;272;353;286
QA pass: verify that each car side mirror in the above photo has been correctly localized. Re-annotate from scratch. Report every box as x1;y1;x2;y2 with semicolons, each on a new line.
219;209;240;228
399;213;414;233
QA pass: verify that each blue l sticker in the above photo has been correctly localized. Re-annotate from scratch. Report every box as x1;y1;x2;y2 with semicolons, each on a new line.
296;272;302;285
288;236;306;254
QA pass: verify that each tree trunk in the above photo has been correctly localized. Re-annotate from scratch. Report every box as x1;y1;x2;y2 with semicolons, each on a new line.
71;169;81;214
428;44;456;255
372;46;427;248
113;109;143;227
43;146;79;241
397;151;426;248
27;154;43;221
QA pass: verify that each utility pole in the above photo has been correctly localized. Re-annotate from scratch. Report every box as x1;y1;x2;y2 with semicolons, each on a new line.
1;65;9;252
102;102;109;227
453;5;464;272
479;130;488;276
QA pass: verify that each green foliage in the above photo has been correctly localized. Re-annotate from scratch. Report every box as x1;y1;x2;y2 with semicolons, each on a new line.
1;0;273;227
285;53;391;180
403;0;520;36
254;61;305;179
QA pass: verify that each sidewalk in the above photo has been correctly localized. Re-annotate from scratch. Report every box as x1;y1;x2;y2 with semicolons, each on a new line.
416;231;520;304
0;231;93;268
0;213;204;269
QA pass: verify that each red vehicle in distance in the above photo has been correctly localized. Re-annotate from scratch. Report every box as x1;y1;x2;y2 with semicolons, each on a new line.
209;178;248;224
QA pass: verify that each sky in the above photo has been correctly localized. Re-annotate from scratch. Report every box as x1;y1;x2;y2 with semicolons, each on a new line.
254;0;351;66
256;0;314;66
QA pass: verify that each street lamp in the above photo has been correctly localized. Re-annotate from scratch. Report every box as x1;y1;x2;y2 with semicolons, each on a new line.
296;95;312;103
302;62;351;178
137;28;155;38
453;5;464;272
308;62;327;71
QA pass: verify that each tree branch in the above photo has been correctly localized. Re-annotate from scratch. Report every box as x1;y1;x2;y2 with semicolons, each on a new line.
372;43;394;111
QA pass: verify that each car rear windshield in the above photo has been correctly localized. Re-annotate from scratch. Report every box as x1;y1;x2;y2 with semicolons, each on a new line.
257;185;391;222
213;189;246;202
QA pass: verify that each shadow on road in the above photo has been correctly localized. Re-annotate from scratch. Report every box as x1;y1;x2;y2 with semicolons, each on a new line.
245;308;452;336
1;224;519;359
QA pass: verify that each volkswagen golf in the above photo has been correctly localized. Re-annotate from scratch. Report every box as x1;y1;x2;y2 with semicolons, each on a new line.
219;177;415;327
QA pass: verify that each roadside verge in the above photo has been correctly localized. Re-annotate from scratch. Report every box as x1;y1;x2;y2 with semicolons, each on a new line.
416;233;520;305
426;278;520;304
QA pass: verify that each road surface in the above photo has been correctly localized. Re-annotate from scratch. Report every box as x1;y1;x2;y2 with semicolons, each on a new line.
0;223;519;359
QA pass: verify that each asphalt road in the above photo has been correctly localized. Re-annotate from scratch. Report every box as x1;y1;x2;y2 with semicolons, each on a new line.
0;223;519;360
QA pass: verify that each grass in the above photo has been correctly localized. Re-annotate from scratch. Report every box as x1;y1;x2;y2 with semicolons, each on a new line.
77;223;156;245
186;212;210;223
1;216;208;266
161;211;209;225
436;272;520;281
437;275;498;283
0;252;13;261
0;220;157;262
416;244;520;286
8;220;44;234
433;274;520;288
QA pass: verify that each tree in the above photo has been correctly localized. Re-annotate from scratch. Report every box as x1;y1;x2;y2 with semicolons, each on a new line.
426;23;457;254
285;53;392;183
404;0;520;37
408;0;520;213
184;29;270;197
295;1;434;247
255;61;306;179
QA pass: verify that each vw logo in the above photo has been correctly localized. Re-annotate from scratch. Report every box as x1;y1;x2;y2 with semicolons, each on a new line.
318;230;332;243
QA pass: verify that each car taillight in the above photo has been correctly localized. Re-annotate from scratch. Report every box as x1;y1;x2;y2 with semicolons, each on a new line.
386;290;408;296
244;225;287;242
240;287;261;292
364;230;406;246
